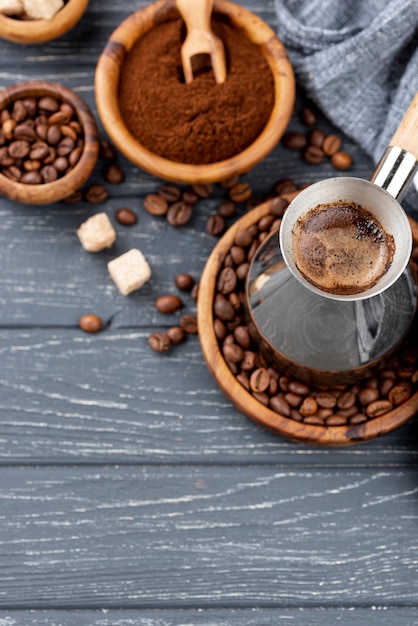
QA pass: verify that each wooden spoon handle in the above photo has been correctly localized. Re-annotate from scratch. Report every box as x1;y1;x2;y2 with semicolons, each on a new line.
389;92;418;160
176;0;214;35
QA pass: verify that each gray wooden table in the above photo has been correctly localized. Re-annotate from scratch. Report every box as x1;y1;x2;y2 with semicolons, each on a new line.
1;1;418;624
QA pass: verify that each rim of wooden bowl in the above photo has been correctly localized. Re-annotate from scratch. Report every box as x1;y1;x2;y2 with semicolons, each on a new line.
0;0;89;44
0;80;99;205
95;0;295;185
197;199;418;446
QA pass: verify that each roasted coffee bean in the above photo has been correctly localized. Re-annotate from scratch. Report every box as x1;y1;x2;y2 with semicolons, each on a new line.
69;145;83;167
143;193;169;216
115;207;137;226
2;165;21;181
282;132;307;150
304;415;324;425
85;184;108;204
218;200;236;218
300;105;317;126
21;170;42;184
299;397;318;416
180;314;198;334
175;273;195;291
366;399;393;418
23;159;41;172
223;342;244;364
269;394;291;417
236;262;250;281
234;325;251;349
191;282;199;301
285;392;303;408
214;318;226;340
0;146;14;166
307;128;325;148
358;387;379;405
192;183;213;198
229;182;252;203
206;214;225;236
322;134;342;155
148;332;171;353
234;229;253;248
63;189;83;204
29;141;49;160
167;326;186;345
303;145;324;164
388;382;411;406
57;136;75;156
46;125;62;145
100;139;117;161
217;267;237;294
270;196;289;217
326;414;347;426
331;151;352;170
158;183;182;202
214;293;235;321
167;201;193;227
53;156;69;173
154;294;184;314
38;96;59;113
12;99;27;122
230;245;246;265
22;97;37;118
258;214;275;232
350;413;368;425
41;165;58;183
288;381;309;395
237;373;251;391
182;188;199;205
219;174;239;189
14;123;36;141
79;313;103;333
337;391;356;409
250;368;270;393
105;163;125;184
2;118;16;138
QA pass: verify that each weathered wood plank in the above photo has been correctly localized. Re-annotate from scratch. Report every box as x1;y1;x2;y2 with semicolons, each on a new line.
1;466;418;608
1;607;418;625
0;328;417;464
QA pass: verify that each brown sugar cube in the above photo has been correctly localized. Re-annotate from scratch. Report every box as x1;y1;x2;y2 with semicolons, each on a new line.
77;212;116;252
107;248;152;296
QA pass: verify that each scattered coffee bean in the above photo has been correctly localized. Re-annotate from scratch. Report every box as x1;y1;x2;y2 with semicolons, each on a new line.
206;214;225;236
322;134;342;156
148;332;171;353
79;313;103;333
143;193;169;216
115;207;137;226
180;314;198;334
158;183;182;202
175;273;195;291
282;132;307;150
300;105;317;126
217;200;236;218
167;326;186;344
331;151;353;170
105;163;125;184
303;145;324;165
192;183;213;198
100;139;117;161
166;201;193;227
307;128;326;148
154;294;184;314
85;184;108;204
229;182;252;203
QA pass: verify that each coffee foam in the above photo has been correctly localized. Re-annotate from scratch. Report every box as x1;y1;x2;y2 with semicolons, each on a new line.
292;201;395;296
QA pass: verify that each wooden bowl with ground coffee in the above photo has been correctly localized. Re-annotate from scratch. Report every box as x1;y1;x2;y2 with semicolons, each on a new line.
0;80;99;204
95;0;295;185
0;0;89;44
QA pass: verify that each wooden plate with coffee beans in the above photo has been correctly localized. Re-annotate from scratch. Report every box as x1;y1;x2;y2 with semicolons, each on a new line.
198;198;418;446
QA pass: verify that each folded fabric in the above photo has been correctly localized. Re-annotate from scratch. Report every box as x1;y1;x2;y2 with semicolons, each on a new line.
274;0;418;207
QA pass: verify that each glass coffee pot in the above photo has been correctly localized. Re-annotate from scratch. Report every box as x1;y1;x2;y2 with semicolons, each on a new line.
246;94;418;385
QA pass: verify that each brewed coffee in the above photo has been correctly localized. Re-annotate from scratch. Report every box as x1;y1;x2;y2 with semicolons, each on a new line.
292;201;395;296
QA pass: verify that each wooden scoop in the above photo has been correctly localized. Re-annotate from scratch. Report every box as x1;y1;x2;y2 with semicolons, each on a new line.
177;0;227;84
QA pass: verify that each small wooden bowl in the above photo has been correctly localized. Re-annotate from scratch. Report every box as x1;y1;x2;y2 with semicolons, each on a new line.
198;199;418;446
95;0;295;185
0;0;89;44
0;80;99;205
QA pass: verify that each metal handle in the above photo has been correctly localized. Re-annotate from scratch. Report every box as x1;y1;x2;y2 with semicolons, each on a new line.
370;146;417;202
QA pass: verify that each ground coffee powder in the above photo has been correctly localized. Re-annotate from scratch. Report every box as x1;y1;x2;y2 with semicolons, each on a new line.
118;16;275;164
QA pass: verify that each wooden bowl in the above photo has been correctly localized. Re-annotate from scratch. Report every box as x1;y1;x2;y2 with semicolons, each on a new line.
95;0;295;185
0;0;89;44
0;80;99;205
197;199;418;446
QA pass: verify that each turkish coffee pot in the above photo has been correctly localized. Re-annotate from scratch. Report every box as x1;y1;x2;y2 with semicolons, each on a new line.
246;94;418;385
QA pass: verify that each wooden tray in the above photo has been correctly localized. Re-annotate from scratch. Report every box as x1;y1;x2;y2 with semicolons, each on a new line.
198;199;418;446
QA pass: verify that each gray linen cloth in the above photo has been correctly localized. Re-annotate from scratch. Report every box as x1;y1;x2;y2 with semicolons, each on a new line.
274;0;418;206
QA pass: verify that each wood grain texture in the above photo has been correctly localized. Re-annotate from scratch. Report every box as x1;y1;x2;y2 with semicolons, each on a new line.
1;328;418;465
1;466;418;608
0;0;418;621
